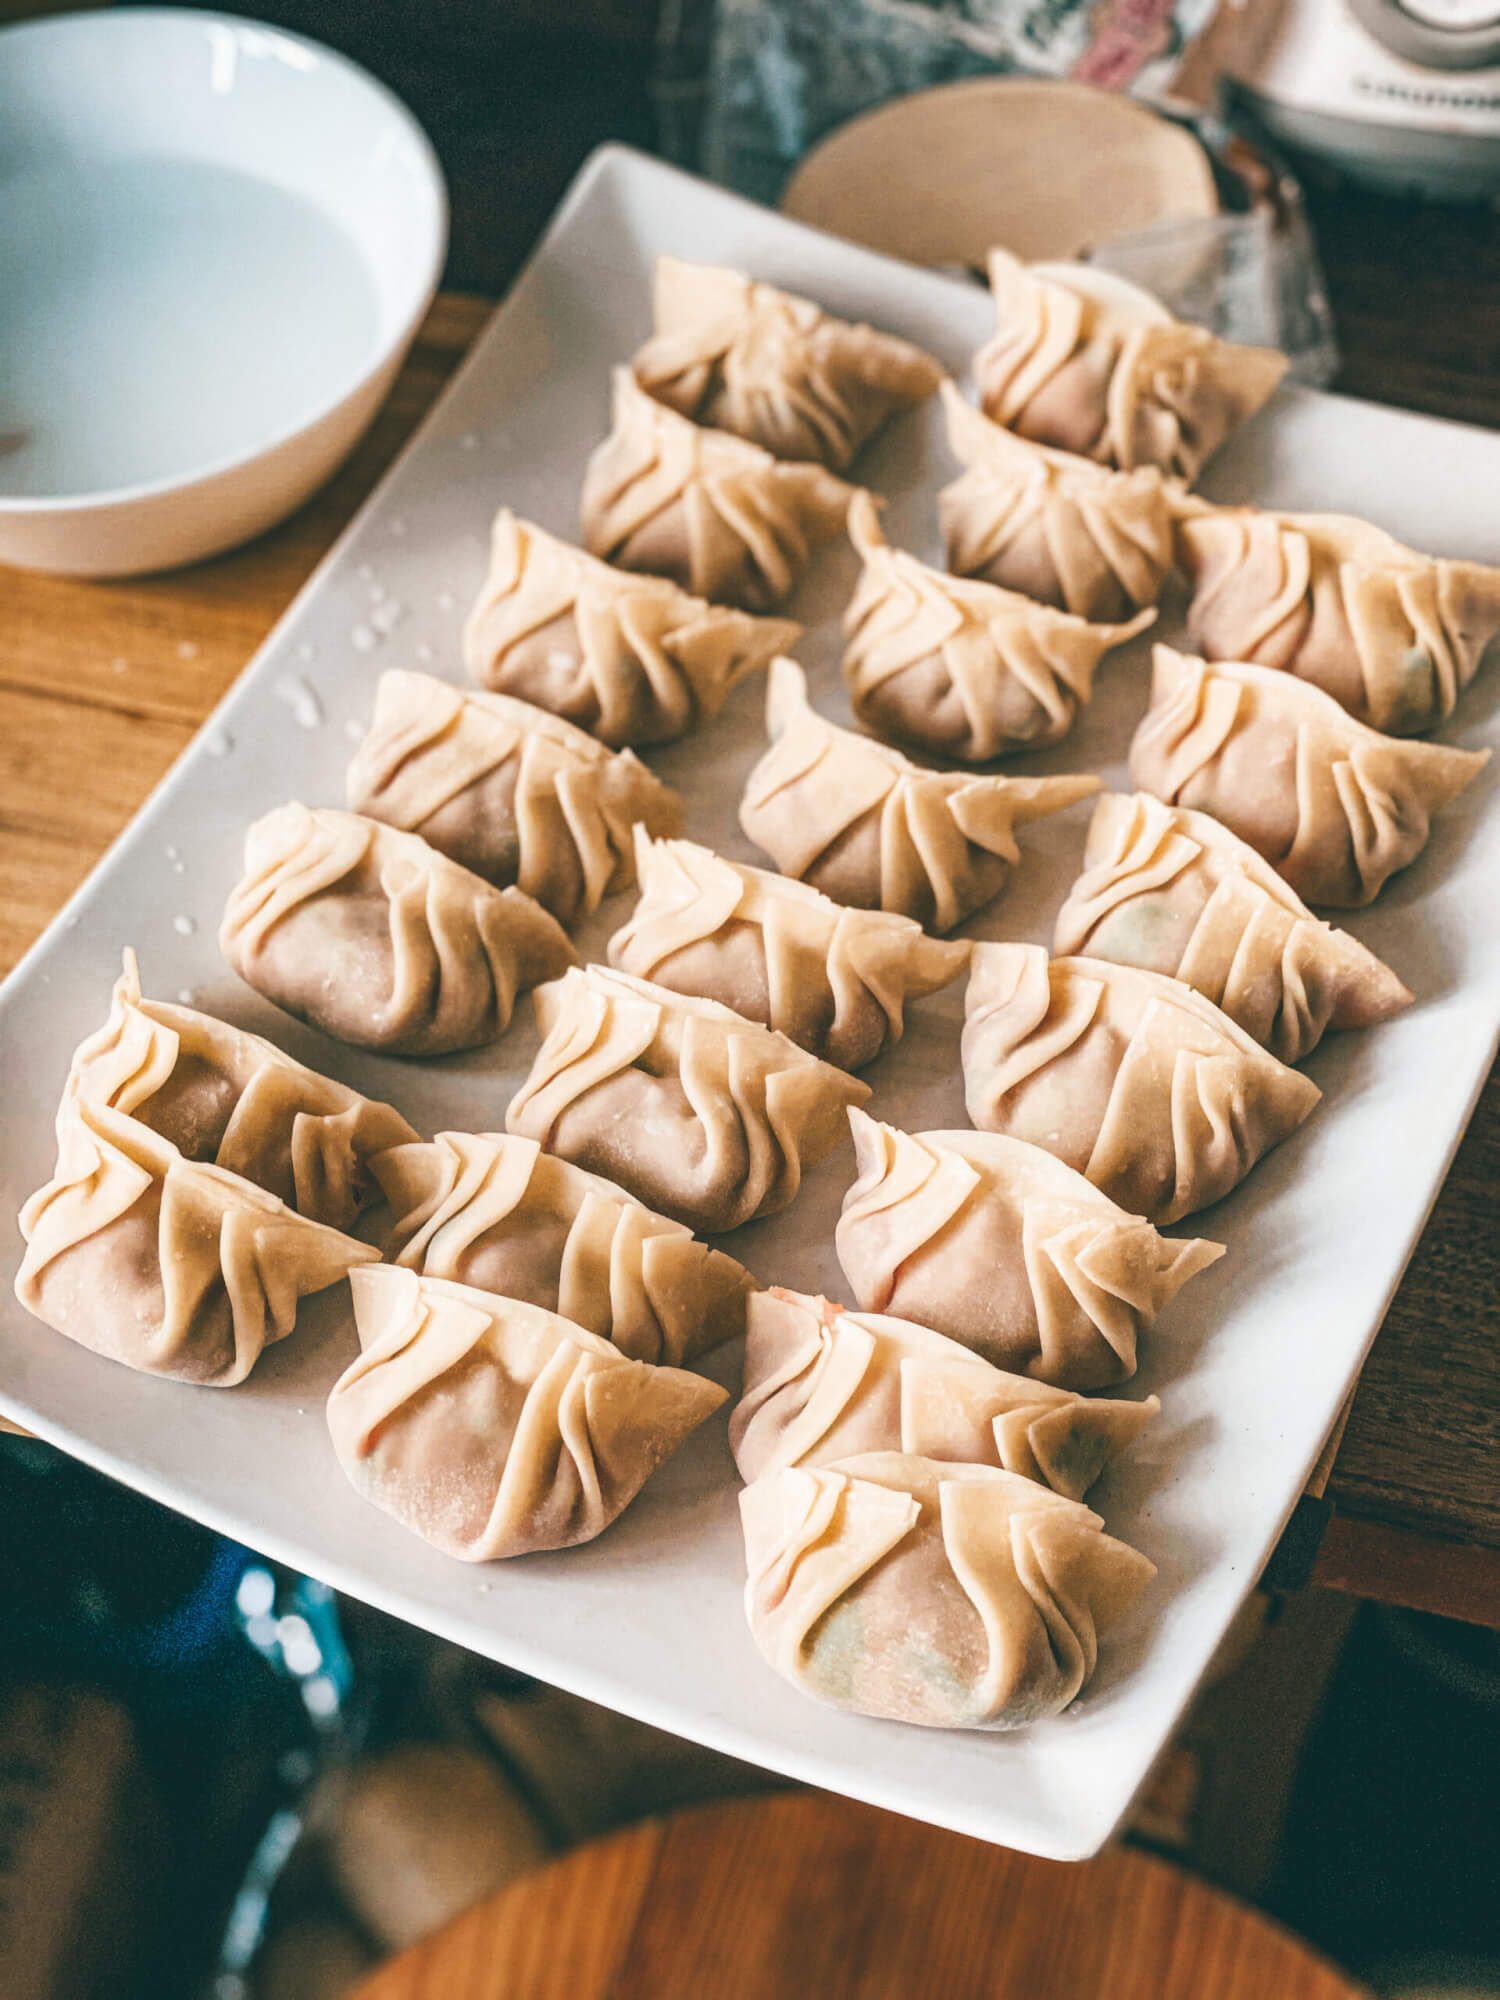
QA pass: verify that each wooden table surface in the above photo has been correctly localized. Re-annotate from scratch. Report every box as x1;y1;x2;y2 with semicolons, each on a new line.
2;248;1498;1623
352;1792;1370;2000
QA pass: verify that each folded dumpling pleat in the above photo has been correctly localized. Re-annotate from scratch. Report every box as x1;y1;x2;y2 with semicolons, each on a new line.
1176;500;1500;736
974;250;1286;483
326;1266;727;1560
631;255;944;469
346;669;683;925
835;1111;1222;1388
220;804;576;1056
607;828;970;1071
580;369;858;611
461;510;798;747
731;1287;1158;1496
1129;646;1490;907
843;490;1152;759
506;964;869;1233
739;658;1100;933
938;383;1177;623
373;1129;755;1366
740;1452;1155;1729
961;942;1321;1225
1055;793;1413;1063
63;950;417;1229
16;1097;378;1386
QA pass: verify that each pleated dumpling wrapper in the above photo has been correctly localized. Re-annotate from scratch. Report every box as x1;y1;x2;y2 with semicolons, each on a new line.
835;1111;1223;1388
731;1288;1158;1499
1174;499;1500;736
842;490;1152;759
740;1452;1155;1729
606;828;970;1071
1129;646;1490;908
16;1097;378;1386
938;383;1177;624
962;943;1321;1226
580;369;857;612
630;254;944;470
1054;793;1413;1064
63;950;417;1229
373;1128;755;1367
974;250;1286;484
326;1266;727;1561
220;805;576;1057
461;510;799;747
346;669;683;926
739;658;1100;933
505;964;869;1233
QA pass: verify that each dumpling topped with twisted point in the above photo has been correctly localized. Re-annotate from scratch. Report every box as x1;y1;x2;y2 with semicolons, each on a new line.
505;963;869;1234
974;250;1286;483
938;383;1177;623
219;804;575;1056
326;1266;727;1561
630;255;944;469
740;1452;1155;1729
606;828;970;1071
842;490;1153;759
739;658;1100;933
731;1287;1158;1497
346;670;682;927
1054;793;1413;1064
580;369;857;611
961;942;1321;1225
1129;646;1490;908
461;510;798;747
373;1129;755;1368
16;1096;377;1387
1174;498;1500;736
63;950;416;1229
835;1110;1223;1389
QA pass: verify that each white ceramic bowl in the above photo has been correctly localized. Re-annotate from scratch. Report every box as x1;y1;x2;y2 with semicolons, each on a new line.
0;8;447;577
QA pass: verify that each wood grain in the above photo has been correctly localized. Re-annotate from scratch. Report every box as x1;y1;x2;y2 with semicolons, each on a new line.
352;1793;1370;2000
1;261;1497;1608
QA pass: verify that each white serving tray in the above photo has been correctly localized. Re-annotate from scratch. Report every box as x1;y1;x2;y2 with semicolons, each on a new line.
3;145;1497;1862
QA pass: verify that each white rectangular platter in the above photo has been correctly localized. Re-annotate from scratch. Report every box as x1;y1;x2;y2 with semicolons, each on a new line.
3;145;1498;1861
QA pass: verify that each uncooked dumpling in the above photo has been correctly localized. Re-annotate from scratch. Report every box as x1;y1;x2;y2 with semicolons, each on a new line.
505;963;869;1233
731;1287;1158;1496
961;942;1321;1224
220;805;576;1056
835;1110;1223;1388
374;1128;755;1366
974;250;1286;482
16;1096;377;1386
1054;793;1413;1063
64;950;416;1229
580;369;857;611
842;490;1152;758
1175;498;1500;735
462;509;798;746
631;254;944;469
606;828;969;1070
740;1452;1155;1729
939;383;1176;623
739;657;1099;933
346;669;682;925
1129;645;1489;907
326;1265;726;1560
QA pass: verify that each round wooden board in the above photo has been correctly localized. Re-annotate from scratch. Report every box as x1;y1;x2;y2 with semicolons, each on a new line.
352;1791;1369;2000
780;78;1219;268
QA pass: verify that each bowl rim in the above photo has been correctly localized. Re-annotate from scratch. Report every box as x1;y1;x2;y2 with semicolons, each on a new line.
0;5;449;518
